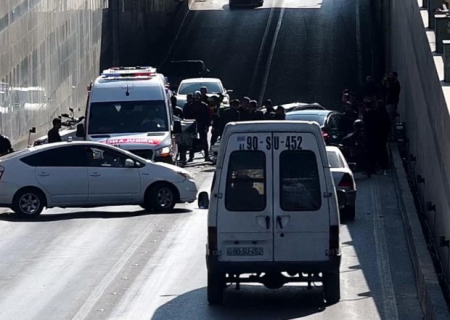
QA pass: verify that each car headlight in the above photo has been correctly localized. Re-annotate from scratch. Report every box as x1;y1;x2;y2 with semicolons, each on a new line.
155;146;172;156
177;171;194;180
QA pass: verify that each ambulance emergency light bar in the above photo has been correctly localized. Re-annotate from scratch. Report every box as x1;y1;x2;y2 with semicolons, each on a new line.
101;66;158;79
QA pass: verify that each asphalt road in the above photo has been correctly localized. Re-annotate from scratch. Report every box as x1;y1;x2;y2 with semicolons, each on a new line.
0;0;424;319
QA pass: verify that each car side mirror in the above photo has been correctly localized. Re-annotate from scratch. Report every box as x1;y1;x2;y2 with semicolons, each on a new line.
348;162;357;171
125;158;135;168
198;191;210;209
173;120;182;134
76;123;85;137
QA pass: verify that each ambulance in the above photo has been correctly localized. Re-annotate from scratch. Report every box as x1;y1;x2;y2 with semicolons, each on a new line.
76;67;181;164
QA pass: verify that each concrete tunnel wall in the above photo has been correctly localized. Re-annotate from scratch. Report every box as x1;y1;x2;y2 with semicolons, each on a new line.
374;0;450;283
0;0;191;148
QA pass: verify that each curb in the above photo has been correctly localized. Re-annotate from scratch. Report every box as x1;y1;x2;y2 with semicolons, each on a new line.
391;145;449;319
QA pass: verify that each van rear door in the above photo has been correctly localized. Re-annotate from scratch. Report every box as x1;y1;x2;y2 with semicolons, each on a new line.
272;132;330;262
216;133;274;262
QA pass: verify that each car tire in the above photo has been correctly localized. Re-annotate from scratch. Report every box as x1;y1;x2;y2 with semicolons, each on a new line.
207;270;225;305
12;188;45;219
145;183;177;212
344;206;356;221
323;271;340;305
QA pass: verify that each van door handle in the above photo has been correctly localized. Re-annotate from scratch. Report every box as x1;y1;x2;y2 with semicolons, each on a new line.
277;216;283;229
90;172;101;177
37;172;49;177
265;216;270;229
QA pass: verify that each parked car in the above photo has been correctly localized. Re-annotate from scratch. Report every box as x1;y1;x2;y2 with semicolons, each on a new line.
160;60;210;90
326;146;357;221
175;78;232;108
285;109;344;145
0;141;198;218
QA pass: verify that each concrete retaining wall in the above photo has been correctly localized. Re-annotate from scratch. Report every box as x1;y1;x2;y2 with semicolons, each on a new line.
378;0;450;290
0;0;192;148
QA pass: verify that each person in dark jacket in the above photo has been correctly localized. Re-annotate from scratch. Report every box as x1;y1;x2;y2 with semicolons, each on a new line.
220;99;241;132
0;134;13;156
247;100;264;120
171;96;184;118
362;75;381;100
362;99;382;174
274;105;286;120
339;102;359;136
239;97;250;121
47;118;62;143
262;99;276;120
190;91;212;161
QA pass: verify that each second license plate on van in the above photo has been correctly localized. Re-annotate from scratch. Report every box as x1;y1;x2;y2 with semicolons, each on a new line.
227;247;264;256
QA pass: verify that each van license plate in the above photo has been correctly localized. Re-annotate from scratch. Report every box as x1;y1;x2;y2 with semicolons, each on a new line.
227;247;264;256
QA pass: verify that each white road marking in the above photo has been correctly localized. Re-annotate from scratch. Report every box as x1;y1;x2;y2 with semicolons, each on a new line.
249;0;276;95
371;176;399;320
258;5;285;103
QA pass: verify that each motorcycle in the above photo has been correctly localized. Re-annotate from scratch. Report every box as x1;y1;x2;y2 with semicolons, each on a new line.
31;107;85;146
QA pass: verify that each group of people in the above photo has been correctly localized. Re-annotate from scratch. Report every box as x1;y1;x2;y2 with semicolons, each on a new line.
339;71;401;175
171;86;286;165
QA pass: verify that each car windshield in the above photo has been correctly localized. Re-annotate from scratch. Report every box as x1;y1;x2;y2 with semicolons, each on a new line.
285;113;326;126
87;100;169;134
327;150;345;168
178;82;223;95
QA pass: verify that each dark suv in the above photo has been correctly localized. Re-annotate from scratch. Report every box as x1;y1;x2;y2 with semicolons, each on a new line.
160;60;210;90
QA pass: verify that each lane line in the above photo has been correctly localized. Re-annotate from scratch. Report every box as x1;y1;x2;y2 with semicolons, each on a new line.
258;5;285;104
371;175;399;320
71;220;159;320
355;0;363;84
249;0;276;96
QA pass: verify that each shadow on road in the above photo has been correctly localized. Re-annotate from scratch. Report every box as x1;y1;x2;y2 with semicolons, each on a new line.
0;208;191;222
152;285;325;320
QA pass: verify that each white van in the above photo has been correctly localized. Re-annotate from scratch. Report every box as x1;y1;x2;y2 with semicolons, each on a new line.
198;121;341;305
76;67;181;164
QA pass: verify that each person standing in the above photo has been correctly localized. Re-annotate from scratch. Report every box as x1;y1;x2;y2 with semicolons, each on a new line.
171;96;184;118
375;100;391;174
247;100;264;120
239;97;250;121
0;134;13;156
262;99;276;120
47;118;62;143
191;91;212;162
274;106;286;120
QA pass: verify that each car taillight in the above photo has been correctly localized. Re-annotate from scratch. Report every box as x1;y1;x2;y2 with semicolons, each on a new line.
208;226;218;253
329;225;339;251
338;173;354;190
322;131;329;139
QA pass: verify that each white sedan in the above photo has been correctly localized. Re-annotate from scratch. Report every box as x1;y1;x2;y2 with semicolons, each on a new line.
175;78;232;107
0;141;198;218
326;146;357;221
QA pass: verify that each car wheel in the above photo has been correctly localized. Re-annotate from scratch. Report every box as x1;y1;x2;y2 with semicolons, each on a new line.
207;270;225;305
146;183;177;212
344;206;356;221
323;271;340;305
12;188;45;219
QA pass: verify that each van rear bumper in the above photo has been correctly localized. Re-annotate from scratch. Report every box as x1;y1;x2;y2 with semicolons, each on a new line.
207;255;341;274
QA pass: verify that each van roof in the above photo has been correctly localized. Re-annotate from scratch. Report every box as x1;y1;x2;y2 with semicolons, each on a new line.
90;74;167;102
223;120;324;134
219;120;330;167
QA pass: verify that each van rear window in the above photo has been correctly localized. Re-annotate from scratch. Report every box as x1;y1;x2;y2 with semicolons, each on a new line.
225;151;266;212
280;150;322;211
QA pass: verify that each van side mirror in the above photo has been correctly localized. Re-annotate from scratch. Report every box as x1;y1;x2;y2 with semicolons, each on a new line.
173;120;182;134
76;123;85;137
198;191;210;209
348;162;357;171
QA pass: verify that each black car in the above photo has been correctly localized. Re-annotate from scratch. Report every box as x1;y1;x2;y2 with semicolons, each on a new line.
285;109;344;145
160;60;210;90
229;0;264;9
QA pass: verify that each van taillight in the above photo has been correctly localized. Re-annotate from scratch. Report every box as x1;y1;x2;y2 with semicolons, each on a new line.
329;225;339;250
338;173;354;190
208;227;218;253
